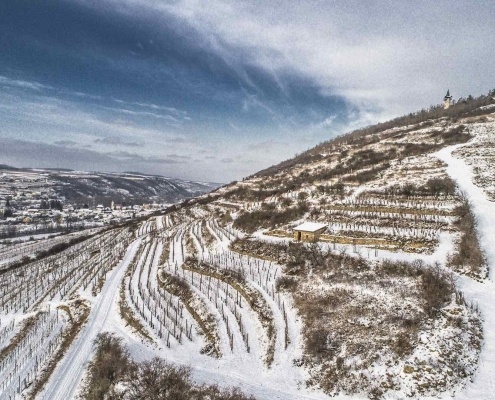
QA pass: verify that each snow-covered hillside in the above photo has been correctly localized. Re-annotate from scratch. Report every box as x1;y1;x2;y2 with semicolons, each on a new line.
1;100;495;399
0;167;220;205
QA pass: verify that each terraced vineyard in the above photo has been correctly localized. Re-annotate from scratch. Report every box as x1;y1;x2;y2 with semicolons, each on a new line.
119;214;300;377
0;225;132;398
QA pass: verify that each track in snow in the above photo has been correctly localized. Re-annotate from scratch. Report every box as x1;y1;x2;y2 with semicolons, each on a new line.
39;239;141;400
436;144;495;399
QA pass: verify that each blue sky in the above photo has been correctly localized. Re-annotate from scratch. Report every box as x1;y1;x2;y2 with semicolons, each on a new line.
0;1;494;182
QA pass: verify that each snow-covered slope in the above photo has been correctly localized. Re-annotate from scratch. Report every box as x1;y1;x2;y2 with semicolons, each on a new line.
0;167;220;204
1;99;495;400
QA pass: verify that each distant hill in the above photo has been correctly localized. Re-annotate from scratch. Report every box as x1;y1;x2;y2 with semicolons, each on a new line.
48;170;220;204
0;166;220;204
34;167;75;172
0;164;19;171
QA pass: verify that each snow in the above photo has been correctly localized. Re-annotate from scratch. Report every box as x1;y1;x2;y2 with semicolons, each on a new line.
38;239;142;400
106;230;333;400
293;222;327;232
4;120;495;399
436;144;495;400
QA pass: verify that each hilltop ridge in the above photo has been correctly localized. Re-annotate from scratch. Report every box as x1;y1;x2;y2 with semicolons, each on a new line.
250;92;494;179
175;93;493;397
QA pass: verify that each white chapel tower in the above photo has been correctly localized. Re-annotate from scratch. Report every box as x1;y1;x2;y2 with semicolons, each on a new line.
444;89;453;109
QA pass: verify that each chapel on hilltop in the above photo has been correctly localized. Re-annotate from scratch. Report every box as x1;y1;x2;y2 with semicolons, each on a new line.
444;90;453;109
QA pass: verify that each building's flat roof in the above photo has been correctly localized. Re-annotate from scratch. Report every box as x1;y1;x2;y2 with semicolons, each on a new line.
293;222;327;232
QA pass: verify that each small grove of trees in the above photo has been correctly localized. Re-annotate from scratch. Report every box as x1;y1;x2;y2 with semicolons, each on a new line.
39;199;63;210
80;333;130;400
383;177;457;198
2;197;13;218
81;333;256;400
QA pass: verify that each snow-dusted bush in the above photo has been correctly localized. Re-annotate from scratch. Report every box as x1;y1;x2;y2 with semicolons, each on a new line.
81;333;256;400
448;197;487;278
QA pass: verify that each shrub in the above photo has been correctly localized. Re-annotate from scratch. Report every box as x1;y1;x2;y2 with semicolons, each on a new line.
380;259;422;277
449;197;485;276
421;266;454;316
392;332;414;357
305;328;338;360
80;333;131;400
281;197;293;207
82;333;256;400
126;358;192;400
162;270;192;300
424;177;456;196
382;260;454;316
261;202;276;211
233;203;307;233
384;176;456;198
275;276;298;292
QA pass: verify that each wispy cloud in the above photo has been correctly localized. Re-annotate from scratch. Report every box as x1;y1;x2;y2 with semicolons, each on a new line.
105;150;183;164
0;75;53;92
166;154;192;161
0;92;177;145
53;140;78;147
99;106;186;125
112;98;189;117
94;136;141;147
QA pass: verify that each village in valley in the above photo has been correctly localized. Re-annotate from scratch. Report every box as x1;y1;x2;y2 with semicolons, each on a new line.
0;167;217;239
